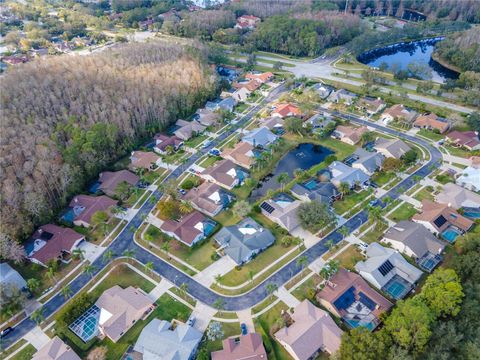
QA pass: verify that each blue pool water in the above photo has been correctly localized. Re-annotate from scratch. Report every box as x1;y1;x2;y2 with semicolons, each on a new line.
441;227;462;243
204;221;217;236
82;316;98;339
463;210;480;219
88;181;101;194
384;278;410;300
304;179;319;190
345;319;376;332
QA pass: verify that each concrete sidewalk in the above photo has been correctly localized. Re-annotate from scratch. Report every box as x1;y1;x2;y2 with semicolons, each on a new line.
24;326;50;350
147;278;172;302
277;286;300;308
190;302;217;332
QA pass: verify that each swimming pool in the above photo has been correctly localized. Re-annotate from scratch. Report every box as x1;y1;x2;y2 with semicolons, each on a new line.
69;305;100;342
304;179;319;190
441;227;462;243
61;208;75;223
344;319;376;332
383;276;411;300
463;207;480;219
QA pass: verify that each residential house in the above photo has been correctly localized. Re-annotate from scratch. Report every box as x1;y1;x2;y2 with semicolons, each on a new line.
212;333;267;360
357;97;386;115
214;217;275;264
183;181;234;217
160;211;216;247
174;119;206;141
412;200;474;237
32;336;81;360
221;141;255;169
263;116;285;133
373;138;411;159
235;15;261;30
233;79;262;92
242;127;278;148
355;242;423;299
304;113;335;134
382;221;445;272
435;182;480;210
456;166;480;192
95;286;154;343
271;103;301;118
53;41;75;53
245;71;274;84
97;170;139;197
201;159;248;190
231;87;251;103
333;125;368;145
291;181;340;204
274;300;343;359
311;83;333;99
133;319;203;360
328;89;358;105
260;193;302;232
68;195;117;228
129;151;161;171
26;224;85;267
194;108;222;127
0;263;27;293
153;134;184;154
413;113;450;133
381;104;417;125
328;161;370;189
446;131;480;151
351;148;384;176
316;268;393;330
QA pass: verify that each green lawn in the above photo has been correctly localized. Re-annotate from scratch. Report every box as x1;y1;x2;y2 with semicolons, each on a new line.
388;203;418;222
333;190;373;215
435;173;455;185
185;134;209;149
291;274;322;302
371;171;396;187
198;155;221;168
234;102;249;113
161;150;186;165
200;322;241;353
214;209;242;227
417;129;444;142
413;186;435;202
9;344;36;360
251;296;279;315
443;144;480;159
361;222;389;244
334;244;365;271
124;189;146;208
254;302;292;360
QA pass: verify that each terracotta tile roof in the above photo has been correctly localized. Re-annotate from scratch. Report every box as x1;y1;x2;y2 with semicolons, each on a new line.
32;336;80;360
98;170;139;197
96;286;153;343
413;200;474;232
245;72;273;83
28;224;84;265
274;300;343;358
68;195;117;225
414;113;449;133
212;333;267;360
272;103;301;118
161;211;207;245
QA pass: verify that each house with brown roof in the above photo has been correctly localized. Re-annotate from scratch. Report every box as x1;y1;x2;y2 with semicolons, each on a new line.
245;72;274;84
201;159;249;190
274;300;343;359
381;104;417;125
174;119;206;141
412;200;473;239
97;170;139;197
235;15;261;30
333;125;368;145
153;134;184;154
32;336;81;360
129;151;161;171
221;142;255;168
357;97;386;115
271;103;301;118
263;116;285;132
212;333;267;360
95;286;154;343
182;181;234;217
26;224;85;267
446;131;480;151
160;211;216;246
373;138;411;159
316;268;393;330
233;79;262;92
194;108;222;127
68;195;117;228
413;113;450;133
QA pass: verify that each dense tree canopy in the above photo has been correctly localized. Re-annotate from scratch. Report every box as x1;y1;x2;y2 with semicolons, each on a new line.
435;27;480;73
0;40;217;241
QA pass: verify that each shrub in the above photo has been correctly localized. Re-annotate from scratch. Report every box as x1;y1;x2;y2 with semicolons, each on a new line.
56;293;95;327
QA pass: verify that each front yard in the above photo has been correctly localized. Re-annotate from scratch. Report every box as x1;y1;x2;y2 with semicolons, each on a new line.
334;244;365;270
185;134;209;149
387;203;418;222
333;190;372;215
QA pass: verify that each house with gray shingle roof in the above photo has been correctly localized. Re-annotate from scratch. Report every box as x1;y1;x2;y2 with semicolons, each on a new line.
260;193;301;232
351;148;384;176
214;218;275;264
242;127;278;149
382;221;445;272
373;138;411;159
133;319;203;360
0;263;27;293
328;161;370;189
291;181;340;204
32;336;81;360
174;120;206;141
435;182;480;210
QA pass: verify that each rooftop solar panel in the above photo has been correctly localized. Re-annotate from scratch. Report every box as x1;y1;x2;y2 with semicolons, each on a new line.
359;292;376;311
378;260;394;277
260;202;275;214
433;215;447;229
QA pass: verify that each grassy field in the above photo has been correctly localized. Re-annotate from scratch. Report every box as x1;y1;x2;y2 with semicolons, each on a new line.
361;222;389;244
387;203;418;222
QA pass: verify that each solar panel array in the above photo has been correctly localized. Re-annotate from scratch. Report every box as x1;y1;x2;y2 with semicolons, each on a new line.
260;202;275;214
433;215;447;229
378;260;394;277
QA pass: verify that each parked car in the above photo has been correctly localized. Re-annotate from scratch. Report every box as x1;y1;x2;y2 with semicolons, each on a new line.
240;323;248;335
209;148;220;156
187;317;196;327
179;189;187;195
0;327;13;338
202;140;213;149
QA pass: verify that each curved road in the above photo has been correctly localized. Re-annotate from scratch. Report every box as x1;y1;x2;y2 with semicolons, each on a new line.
2;94;442;349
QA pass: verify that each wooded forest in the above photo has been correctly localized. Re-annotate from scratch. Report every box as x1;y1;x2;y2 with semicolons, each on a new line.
435;27;480;73
0;40;218;242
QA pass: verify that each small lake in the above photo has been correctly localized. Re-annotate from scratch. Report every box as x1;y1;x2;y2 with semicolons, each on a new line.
250;143;333;200
357;37;459;83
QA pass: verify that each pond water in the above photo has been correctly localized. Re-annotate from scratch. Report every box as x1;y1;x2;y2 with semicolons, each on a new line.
357;37;458;83
250;143;333;200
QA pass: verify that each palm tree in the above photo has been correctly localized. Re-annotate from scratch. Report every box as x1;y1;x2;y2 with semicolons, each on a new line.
232;200;251;218
214;274;223;285
103;249;114;263
31;307;44;325
338;226;349;240
123;249;135;258
144;261;154;274
296;255;308;271
72;248;85;261
339;182;351;199
84;263;96;278
277;172;290;192
367;205;383;229
161;242;171;258
27;278;41;294
325;239;335;252
266;283;278;299
248;270;254;283
213;298;224;314
320;260;339;281
46;267;57;283
180;283;188;298
60;285;72;300
179;201;193;214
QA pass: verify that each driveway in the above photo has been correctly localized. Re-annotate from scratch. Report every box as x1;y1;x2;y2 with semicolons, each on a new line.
193;256;236;288
78;241;106;263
